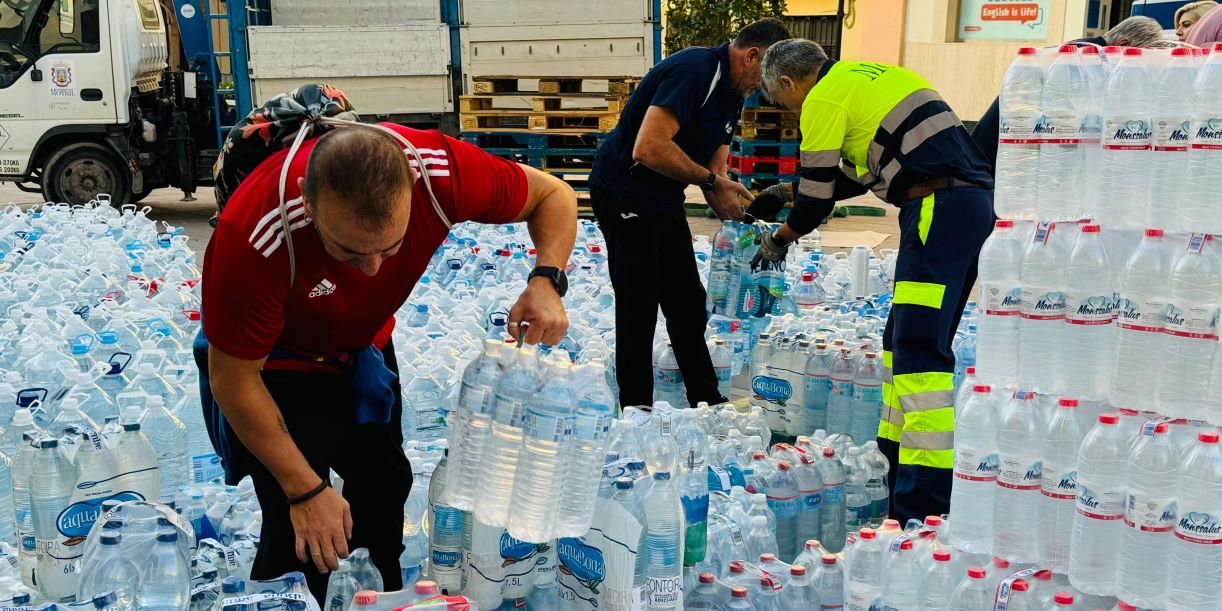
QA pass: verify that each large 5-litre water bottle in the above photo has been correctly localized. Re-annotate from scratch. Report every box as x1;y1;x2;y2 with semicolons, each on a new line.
1116;423;1177;608
995;47;1044;220
919;550;957;610
1159;234;1221;421
849;353;882;444
804;343;832;432
643;472;683;610
815;448;847;553
30;438;74;600
1018;222;1066;393
1111;229;1170;410
12;432;36;588
1039;397;1083;573
475;345;538;528
445;339;502;511
428;453;463;594
949;567;992;611
1069;413;1130;595
508;361;574;542
976;220;1023;388
1188;43;1222;236
1098;48;1154;228
826;350;855;436
142;395;188;505
993;390;1041;563
1165;431;1222;610
136;530;189;610
949;385;998;554
1037;45;1089;222
1062;224;1114;400
1153;48;1198;232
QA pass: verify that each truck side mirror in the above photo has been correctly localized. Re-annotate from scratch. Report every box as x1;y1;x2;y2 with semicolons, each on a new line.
30;68;42;82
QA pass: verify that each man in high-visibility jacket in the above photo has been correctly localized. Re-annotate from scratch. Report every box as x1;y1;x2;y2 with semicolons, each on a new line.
752;39;995;522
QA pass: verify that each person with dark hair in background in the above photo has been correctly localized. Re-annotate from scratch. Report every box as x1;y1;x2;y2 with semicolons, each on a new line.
588;18;791;409
197;124;577;601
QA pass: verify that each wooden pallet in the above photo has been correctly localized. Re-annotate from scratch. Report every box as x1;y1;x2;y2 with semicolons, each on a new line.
460;131;607;151
460;94;626;114
740;108;798;127
730;137;798;158
459;110;619;133
472;75;639;96
738;125;800;140
728;154;798;176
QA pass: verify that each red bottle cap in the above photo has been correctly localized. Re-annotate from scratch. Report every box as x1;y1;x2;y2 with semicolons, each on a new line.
759;553;776;563
1145;228;1164;237
822;447;835;458
1200;431;1220;443
355;592;378;605
1055;592;1074;605
1081;46;1099;55
965;366;976;375
790;565;807;576
992;557;1010;569
900;539;914;550
996;219;1015;228
967;567;986;579
1059;398;1078;407
859;528;877;539
1124;48;1142;56
699;573;715;584
973;384;992;393
925;515;943;526
731;587;748;598
777;461;791;471
1059;44;1078;53
883;519;900;529
1012;579;1029;592
414;581;438;595
1098;413;1119;425
1018;47;1037;56
821;554;837;565
729;560;745;573
1172;47;1191;56
1154;423;1169;434
1082;224;1100;233
933;550;951;562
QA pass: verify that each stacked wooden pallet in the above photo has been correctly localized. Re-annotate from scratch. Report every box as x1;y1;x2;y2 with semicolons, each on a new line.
730;92;801;198
460;75;639;217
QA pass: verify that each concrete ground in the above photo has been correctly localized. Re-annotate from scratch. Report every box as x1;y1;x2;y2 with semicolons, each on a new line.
0;182;900;254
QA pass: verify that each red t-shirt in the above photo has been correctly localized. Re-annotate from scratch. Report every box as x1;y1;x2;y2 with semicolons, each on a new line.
202;124;527;362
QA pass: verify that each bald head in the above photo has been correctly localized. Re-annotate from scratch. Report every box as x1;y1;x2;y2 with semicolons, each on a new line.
302;126;414;230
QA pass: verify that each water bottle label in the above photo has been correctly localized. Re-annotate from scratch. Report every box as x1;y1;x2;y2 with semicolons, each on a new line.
221;593;309;606
847;503;870;528
460;382;495;415
844;583;880;611
822;483;844;505
981;283;1021;316
752;375;793;405
1036;111;1084;144
1063;290;1114;325
1032;220;1052;245
802;490;822;511
1102;115;1152;150
852;383;882;404
708;466;732;491
1019;287;1066;321
1124;493;1176;533
1190;116;1222;150
522;409;569;443
714;365;732;383
996;457;1041;490
998;112;1041;144
1153;116;1191;151
953;448;999;482
830;378;853;398
432;546;463;569
571;411;609;441
1116;297;1167;333
1163;301;1220;340
191;453;223;484
190;581;221;597
1040;464;1077;500
993;567;1042;611
766;494;800;518
645;576;681;607
1174;509;1222;544
1076;484;1124;520
729;523;745;546
888;532;914;553
494;398;527;427
655;367;683;387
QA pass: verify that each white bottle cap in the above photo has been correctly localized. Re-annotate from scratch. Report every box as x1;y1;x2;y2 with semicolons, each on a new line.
122;405;143;423
146;396;163;409
11;409;32;428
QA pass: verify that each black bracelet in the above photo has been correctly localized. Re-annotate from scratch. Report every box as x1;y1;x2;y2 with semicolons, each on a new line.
286;480;330;505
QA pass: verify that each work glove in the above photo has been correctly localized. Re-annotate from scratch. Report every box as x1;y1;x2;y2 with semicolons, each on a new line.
751;230;790;272
746;183;793;222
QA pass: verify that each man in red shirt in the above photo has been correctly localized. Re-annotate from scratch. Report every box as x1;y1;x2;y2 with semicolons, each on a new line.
197;123;576;599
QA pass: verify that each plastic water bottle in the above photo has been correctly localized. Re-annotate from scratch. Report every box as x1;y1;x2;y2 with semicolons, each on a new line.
142;396;188;505
1165;431;1222;610
804;343;832;432
1114;423;1177;607
862;441;890;526
781;564;819;607
1039;397;1083;573
849;352;882;444
676;412;710;566
558;361;614;538
949;385;997;554
31;437;74;600
1068;413;1129;595
815;447;847;553
1018;221;1066;393
976;220;1023;388
919;549;956;610
812;554;844;610
710;339;733;401
136;530;189;610
764;461;800;562
708;221;735;314
475;345;537;528
844;528;883;611
12;432;35;588
1111;229;1170;410
427;453;463;594
881;538;922;609
793;453;823;559
1159;233;1221;421
995;47;1044;220
79;533;140;608
1153;48;1198;232
643;472;683;610
793;272;826;309
609;478;648;610
1062;224;1114;401
745;515;778;561
445;339;501;512
1038;45;1089;222
0;449;13;547
508;360;573;542
1098;48;1154;227
685;572;719;609
993;390;1041;563
949;567;991;611
826;350;855;436
115;409;160;499
843;447;871;532
654;342;686;408
1188;43;1222;236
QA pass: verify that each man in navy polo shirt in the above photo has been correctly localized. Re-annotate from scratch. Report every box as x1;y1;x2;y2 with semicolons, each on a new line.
589;19;790;408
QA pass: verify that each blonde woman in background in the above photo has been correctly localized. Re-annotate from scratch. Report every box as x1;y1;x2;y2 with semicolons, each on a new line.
1177;0;1218;41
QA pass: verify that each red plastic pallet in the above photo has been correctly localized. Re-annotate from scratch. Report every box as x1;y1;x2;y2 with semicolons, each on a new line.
728;154;798;176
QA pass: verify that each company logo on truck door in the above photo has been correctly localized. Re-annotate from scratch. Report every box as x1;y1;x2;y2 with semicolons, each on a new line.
49;61;75;97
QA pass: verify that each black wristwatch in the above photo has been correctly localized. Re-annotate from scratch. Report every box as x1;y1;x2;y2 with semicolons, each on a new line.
529;266;569;298
698;171;718;193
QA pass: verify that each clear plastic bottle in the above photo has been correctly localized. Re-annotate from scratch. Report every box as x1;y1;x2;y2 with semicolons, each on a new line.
793;272;827;309
1039;397;1083;574
1098;48;1154;227
764;461;800;562
676;411;710;566
1037;45;1089;222
325;561;361;611
793;452;823;560
815;447;847;553
475;345;537;528
812;554;844;610
949;385;998;554
1018;221;1066;393
142;395;189;505
685;572;720;609
445;339;502;511
31;437;75;600
804;343;832;432
1062;224;1114;401
863;440;890;527
849;352;883;444
844;447;871;533
609;478;648;610
710;339;733;401
427;453;463;594
826;350;856;436
949;566;991;611
976;220;1024;388
995;47;1044;220
844;528;883;611
881;538;922;609
1159;233;1221;421
1153;48;1199;232
508;360;573;542
746;515;778;560
643;472;683;610
708;221;736;315
558;361;615;538
1078;46;1107;219
919;549;956;611
654;341;686;408
993;390;1042;563
1115;423;1177;608
12;432;35;588
1165;431;1222;610
77;532;140;607
781;564;819;607
727;585;752;610
1068;413;1129;595
114;410;160;500
1111;229;1170;411
136;531;190;610
1188;43;1222;236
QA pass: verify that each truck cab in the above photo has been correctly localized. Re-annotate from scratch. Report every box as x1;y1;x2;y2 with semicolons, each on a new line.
0;0;216;206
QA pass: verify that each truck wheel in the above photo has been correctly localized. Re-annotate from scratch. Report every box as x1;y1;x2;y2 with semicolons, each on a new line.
41;143;131;207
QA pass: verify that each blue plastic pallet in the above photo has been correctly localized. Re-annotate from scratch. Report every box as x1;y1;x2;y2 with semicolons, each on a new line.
460;131;607;151
730;137;798;158
480;147;601;158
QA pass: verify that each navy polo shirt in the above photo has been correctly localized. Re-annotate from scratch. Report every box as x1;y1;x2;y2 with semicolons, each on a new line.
590;43;741;212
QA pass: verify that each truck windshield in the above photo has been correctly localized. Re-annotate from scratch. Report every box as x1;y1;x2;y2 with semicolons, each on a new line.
0;0;98;86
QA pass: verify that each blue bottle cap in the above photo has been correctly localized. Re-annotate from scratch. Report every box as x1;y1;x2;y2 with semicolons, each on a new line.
156;530;178;543
221;576;246;594
99;533;120;546
615;478;633;490
653;471;671;481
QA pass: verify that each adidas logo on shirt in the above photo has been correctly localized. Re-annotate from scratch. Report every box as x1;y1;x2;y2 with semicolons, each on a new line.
309;279;337;298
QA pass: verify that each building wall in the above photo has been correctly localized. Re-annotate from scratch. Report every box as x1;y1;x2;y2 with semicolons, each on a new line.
785;0;839;15
841;0;907;63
